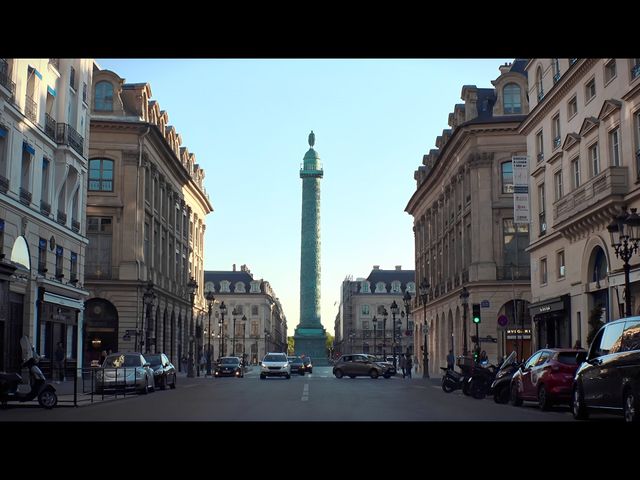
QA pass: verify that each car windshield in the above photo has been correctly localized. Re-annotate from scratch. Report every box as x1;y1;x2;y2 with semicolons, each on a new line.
264;355;286;362
104;354;140;368
303;358;311;364
145;354;162;366
290;358;303;364
220;357;240;365
557;351;588;365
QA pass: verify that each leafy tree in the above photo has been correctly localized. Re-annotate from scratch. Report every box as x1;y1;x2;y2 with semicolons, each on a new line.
586;304;604;346
287;336;294;355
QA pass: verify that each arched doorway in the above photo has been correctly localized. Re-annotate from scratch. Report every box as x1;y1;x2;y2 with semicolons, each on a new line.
83;298;119;367
498;299;531;361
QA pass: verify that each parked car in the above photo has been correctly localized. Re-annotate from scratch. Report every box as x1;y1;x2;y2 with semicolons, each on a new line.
144;353;177;389
214;356;244;377
372;355;396;375
333;354;391;379
510;348;586;410
301;356;313;374
95;352;155;394
287;356;306;375
573;317;640;422
260;352;291;379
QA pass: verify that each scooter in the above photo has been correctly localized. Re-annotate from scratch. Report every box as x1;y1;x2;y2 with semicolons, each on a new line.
441;355;475;395
0;336;58;409
489;351;521;404
467;362;498;399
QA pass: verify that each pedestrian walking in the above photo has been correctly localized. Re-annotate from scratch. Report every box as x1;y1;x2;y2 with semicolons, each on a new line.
399;353;407;378
54;342;65;384
446;349;455;371
405;354;412;378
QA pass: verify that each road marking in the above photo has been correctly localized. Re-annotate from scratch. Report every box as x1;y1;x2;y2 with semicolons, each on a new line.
301;383;309;401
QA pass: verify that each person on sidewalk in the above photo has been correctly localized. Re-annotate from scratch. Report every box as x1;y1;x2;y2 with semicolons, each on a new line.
54;342;65;384
399;353;407;378
405;353;412;378
446;349;455;371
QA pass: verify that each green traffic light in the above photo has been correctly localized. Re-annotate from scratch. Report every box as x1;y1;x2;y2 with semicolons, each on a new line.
473;316;480;324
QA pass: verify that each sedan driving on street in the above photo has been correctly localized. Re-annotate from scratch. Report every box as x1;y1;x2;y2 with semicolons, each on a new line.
215;356;244;377
260;353;291;379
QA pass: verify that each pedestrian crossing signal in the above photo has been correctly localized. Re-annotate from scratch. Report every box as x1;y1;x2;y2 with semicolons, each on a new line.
472;304;481;324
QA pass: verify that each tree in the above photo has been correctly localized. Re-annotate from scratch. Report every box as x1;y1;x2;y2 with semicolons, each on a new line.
287;336;294;355
586;304;604;346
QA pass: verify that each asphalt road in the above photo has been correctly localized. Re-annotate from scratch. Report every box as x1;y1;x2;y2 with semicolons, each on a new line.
0;367;608;421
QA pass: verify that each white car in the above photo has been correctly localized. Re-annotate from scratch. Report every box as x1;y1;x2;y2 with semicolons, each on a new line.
260;352;291;379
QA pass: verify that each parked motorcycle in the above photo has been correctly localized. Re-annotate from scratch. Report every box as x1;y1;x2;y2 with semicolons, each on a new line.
0;336;57;409
467;362;499;399
441;355;475;395
489;351;521;404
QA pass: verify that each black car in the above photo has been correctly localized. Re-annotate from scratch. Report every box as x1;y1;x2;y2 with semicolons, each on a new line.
287;356;306;375
573;316;640;422
302;356;313;374
143;353;176;390
214;356;244;378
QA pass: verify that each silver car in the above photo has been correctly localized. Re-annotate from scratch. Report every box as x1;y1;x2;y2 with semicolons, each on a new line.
260;352;291;379
95;352;155;394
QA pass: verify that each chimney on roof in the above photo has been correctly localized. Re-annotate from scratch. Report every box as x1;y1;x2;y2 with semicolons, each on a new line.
233;264;236;272
499;62;513;74
395;265;402;271
373;265;380;270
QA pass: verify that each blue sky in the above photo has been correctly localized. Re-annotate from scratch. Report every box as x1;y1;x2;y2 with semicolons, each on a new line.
97;58;511;334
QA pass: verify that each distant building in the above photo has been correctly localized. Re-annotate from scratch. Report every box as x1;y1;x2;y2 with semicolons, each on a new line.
406;60;532;373
204;264;287;364
337;265;415;357
1;58;93;373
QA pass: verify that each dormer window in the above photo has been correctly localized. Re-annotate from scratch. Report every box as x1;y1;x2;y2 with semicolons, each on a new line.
94;81;113;111
391;281;401;293
220;280;230;293
250;281;261;293
361;281;370;293
375;282;387;293
503;83;521;114
235;281;246;293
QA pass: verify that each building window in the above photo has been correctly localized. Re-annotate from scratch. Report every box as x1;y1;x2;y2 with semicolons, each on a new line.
585;79;596;103
636;111;640;180
552;114;561;149
69;66;76;90
610;128;621;167
41;158;50;204
88;159;114;191
503;83;522;114
144;221;150;265
552;59;561;83
536;66;544;100
362;320;370;330
604;59;617;84
361;304;370;315
554;170;563;200
251;305;258;316
503;219;530;269
571;157;581;189
55;246;64;279
540;258;548;285
70;251;78;282
391;281;401;293
86;217;112;279
235;282;246;293
631;59;640;80
536;130;544;162
568;96;578;119
557;250;566;278
0;125;7;180
21;146;32;193
501;161;514;193
589;142;600;177
361;281;370;293
538;183;546;236
375;282;387;293
38;238;47;273
94;81;113;111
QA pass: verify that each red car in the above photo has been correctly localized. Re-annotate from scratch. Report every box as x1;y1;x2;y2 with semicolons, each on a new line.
510;348;587;410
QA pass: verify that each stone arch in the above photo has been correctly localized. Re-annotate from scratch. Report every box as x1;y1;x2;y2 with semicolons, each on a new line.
9;235;31;271
84;298;119;367
582;237;612;325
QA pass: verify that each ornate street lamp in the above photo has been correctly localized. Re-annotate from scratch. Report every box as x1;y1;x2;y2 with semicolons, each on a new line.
372;315;377;356
231;306;241;356
142;281;156;354
608;206;640;317
403;290;412;353
187;276;198;378
419;279;430;378
219;301;227;357
241;314;247;365
205;289;215;376
390;300;399;367
382;306;388;360
460;285;470;355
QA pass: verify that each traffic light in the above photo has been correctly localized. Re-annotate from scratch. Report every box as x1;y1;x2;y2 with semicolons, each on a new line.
472;303;481;324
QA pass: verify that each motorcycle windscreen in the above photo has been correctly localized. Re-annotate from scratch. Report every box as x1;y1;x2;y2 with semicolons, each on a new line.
499;351;518;371
20;336;35;362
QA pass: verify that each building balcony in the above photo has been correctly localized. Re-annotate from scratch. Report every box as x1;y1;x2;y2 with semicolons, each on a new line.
49;59;60;71
0;174;8;194
56;210;67;226
25;95;37;123
71;219;80;233
19;187;32;206
553;136;561;149
553;165;628;226
45;114;56;142
40;200;51;216
496;265;531;280
0;64;15;100
55;123;84;157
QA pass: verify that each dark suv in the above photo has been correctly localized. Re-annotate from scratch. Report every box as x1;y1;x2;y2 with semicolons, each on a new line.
573;317;640;422
333;354;391;379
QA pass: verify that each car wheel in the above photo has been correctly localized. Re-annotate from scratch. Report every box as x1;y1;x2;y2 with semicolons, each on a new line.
370;369;379;379
538;385;552;411
623;389;639;423
260;374;266;380
572;385;588;420
170;374;177;389
510;383;523;406
383;374;391;379
334;369;343;379
286;374;291;379
442;377;455;393
494;386;509;404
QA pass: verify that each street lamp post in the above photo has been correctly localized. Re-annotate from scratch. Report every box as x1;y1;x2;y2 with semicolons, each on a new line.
205;289;215;377
419;279;430;378
372;315;377;356
390;300;399;368
382;307;388;359
608;206;640;317
219;301;227;357
187;276;198;378
241;314;247;364
460;285;470;355
142;281;156;354
403;290;412;356
264;329;270;356
232;307;240;356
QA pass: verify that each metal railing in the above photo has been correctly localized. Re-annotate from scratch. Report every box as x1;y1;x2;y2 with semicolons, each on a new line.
40;200;51;216
537;152;544;162
71;219;80;233
553;136;561;149
45;113;56;141
57;210;67;225
19;187;32;206
632;64;640;80
0;174;8;194
56;123;84;156
25;95;37;123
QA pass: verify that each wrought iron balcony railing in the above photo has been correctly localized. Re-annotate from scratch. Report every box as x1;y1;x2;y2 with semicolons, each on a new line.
0;63;15;99
55;123;84;156
71;219;80;233
40;200;51;216
45;113;56;141
0;174;8;194
56;210;67;226
19;187;32;206
537;152;544;162
553;72;561;83
25;95;37;123
632;63;640;80
496;266;531;280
